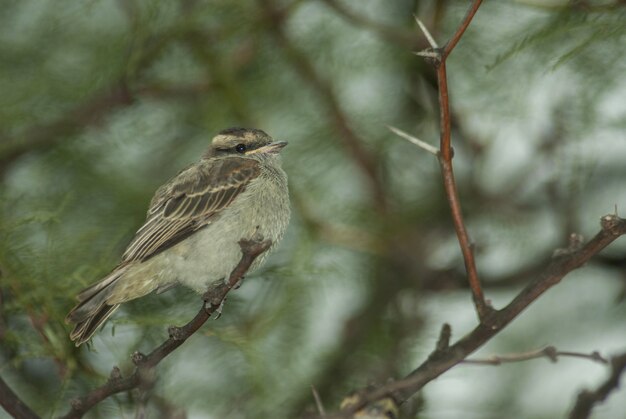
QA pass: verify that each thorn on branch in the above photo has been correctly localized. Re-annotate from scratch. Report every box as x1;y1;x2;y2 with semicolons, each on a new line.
413;48;443;65
411;14;443;65
387;125;438;156
414;15;438;48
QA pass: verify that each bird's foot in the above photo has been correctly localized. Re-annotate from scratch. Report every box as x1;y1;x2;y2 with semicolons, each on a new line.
203;283;226;318
203;283;224;306
212;298;226;320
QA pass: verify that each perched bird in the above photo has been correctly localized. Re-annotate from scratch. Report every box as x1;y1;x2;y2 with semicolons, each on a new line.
66;128;290;346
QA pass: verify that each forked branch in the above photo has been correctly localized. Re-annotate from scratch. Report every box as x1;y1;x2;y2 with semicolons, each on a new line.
338;214;626;415
403;0;489;318
350;0;626;413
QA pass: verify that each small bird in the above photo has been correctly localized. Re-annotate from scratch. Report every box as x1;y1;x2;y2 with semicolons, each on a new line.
66;128;290;346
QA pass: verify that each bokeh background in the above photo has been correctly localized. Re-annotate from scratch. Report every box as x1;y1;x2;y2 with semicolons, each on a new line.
1;0;625;418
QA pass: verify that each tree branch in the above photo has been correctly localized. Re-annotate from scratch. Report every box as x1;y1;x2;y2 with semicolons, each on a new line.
569;351;626;419
59;237;271;419
336;214;626;415
312;1;626;416
442;0;483;59
434;1;488;319
0;375;40;419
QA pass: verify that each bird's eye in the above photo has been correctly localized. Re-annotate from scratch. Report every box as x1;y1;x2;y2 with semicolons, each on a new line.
235;143;246;153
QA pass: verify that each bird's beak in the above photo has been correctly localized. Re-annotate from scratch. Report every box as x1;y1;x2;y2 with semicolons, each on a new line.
250;141;288;155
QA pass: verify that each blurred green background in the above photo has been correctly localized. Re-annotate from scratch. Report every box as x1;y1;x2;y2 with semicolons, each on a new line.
1;0;625;418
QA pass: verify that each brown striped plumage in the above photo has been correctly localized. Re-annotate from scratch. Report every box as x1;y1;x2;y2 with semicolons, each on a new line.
122;158;260;262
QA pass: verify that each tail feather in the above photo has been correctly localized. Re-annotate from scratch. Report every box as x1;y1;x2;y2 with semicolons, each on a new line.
66;269;125;346
75;268;123;302
69;304;120;346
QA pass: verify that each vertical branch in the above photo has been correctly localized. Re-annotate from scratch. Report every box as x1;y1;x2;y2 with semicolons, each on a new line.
422;0;489;318
436;62;452;159
435;62;488;318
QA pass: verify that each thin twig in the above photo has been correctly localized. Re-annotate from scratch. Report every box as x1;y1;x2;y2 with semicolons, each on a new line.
462;346;608;366
311;385;326;416
569;352;626;419
443;0;484;58
59;238;272;419
435;323;451;352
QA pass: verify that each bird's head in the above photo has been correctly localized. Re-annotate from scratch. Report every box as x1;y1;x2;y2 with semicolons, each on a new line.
204;128;287;159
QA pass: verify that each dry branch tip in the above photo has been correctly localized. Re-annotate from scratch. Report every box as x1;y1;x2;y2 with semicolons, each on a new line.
436;323;451;352
109;366;122;382
601;213;623;233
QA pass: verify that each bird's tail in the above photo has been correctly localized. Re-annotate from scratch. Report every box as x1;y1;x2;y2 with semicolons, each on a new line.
65;268;126;346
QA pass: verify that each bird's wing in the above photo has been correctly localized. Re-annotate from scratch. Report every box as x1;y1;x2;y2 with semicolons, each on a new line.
121;157;260;263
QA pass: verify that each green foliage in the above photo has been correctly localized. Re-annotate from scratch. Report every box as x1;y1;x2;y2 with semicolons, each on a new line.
1;1;625;418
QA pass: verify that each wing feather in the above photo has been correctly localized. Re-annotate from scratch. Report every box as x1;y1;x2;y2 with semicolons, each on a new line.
122;157;260;262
